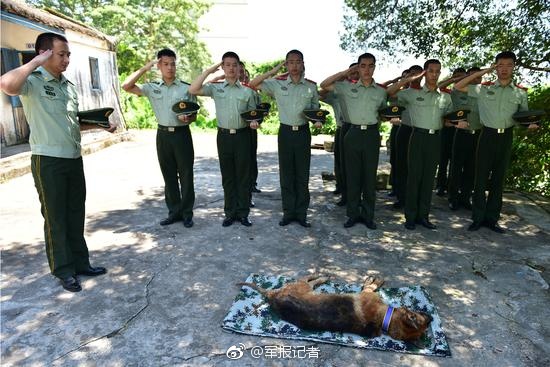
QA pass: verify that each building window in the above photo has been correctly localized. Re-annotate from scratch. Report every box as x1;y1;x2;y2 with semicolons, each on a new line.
89;57;100;90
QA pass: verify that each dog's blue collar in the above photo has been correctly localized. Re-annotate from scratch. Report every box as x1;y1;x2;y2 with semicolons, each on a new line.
382;306;394;333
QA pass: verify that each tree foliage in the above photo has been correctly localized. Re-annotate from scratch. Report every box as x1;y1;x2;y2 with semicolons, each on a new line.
341;0;550;76
28;0;211;80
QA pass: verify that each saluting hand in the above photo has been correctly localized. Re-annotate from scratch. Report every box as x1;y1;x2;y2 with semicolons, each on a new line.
456;120;469;129
406;70;426;83
34;49;53;66
313;121;323;129
390;117;401;125
144;59;157;70
527;123;539;130
207;61;223;75
270;62;285;75
250;121;260;129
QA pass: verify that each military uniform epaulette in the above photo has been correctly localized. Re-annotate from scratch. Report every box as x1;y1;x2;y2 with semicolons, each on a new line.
376;82;387;89
180;80;190;85
515;83;528;91
305;78;317;85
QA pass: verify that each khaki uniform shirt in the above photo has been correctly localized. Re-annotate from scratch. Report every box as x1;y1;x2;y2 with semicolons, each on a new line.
20;67;80;158
141;80;197;126
467;81;528;129
322;91;343;127
201;81;256;129
397;85;453;130
261;75;319;126
451;89;482;130
334;79;387;125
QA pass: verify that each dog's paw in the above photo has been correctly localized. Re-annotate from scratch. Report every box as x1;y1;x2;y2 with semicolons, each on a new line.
362;276;385;292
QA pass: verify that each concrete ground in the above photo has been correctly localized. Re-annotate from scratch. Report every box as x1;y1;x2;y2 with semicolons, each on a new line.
1;130;549;367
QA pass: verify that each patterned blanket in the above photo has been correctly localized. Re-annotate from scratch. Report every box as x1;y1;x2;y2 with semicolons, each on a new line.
222;274;451;357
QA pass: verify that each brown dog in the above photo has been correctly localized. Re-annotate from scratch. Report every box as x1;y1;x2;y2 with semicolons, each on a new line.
237;274;432;342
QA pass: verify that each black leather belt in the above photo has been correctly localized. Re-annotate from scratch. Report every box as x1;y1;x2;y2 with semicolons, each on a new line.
349;124;379;130
483;126;513;134
413;127;440;135
218;127;249;134
158;125;188;132
280;124;308;132
458;128;480;135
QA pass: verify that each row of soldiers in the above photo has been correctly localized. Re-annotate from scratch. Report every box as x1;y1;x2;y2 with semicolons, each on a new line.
0;32;537;291
124;48;537;233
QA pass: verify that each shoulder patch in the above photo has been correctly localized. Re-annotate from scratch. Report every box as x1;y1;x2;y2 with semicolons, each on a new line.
514;83;528;91
305;78;317;85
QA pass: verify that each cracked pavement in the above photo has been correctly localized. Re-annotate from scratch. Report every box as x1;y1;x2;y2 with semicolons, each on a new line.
1;130;549;366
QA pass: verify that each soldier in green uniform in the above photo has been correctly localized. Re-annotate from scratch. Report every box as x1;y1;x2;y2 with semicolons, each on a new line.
122;49;196;228
387;59;453;230
189;51;258;227
454;51;535;233
392;64;424;210
447;67;482;211
320;53;387;229
0;33;111;292
436;68;466;197
249;50;321;227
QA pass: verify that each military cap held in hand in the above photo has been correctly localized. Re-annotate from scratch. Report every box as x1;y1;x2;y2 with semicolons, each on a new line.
241;109;268;123
303;109;330;123
257;102;271;112
77;108;114;128
171;100;200;116
379;105;406;118
512;110;546;125
444;109;471;123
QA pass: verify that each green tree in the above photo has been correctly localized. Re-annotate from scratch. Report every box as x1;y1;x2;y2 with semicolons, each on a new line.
341;0;549;76
29;0;211;79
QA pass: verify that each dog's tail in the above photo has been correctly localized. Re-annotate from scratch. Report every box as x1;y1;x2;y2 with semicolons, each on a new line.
236;282;269;297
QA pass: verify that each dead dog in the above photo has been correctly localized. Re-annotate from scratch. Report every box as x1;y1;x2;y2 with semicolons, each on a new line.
237;274;433;342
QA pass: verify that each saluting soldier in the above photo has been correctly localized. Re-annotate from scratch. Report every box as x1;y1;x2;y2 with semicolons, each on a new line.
0;33;112;292
123;49;197;228
387;59;453;230
447;66;482;211
189;51;258;227
320;53;387;229
454;51;536;233
392;64;424;209
436;68;467;197
249;50;320;227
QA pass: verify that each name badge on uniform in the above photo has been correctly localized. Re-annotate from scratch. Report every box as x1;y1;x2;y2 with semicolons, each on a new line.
281;86;288;91
44;85;54;91
487;91;495;95
153;90;161;94
45;91;56;96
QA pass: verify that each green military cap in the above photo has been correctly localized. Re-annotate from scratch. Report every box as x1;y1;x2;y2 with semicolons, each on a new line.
303;109;330;123
444;109;471;123
77;107;114;128
257;102;271;112
379;105;406;118
171;100;200;116
241;109;268;123
512;110;546;125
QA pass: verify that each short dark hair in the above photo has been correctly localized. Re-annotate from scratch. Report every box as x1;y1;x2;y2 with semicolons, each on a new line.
286;49;303;61
453;67;466;74
357;53;376;64
349;62;358;68
424;59;441;70
495;51;516;63
467;66;481;73
409;64;423;73
35;32;68;54
157;48;176;59
222;51;240;63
